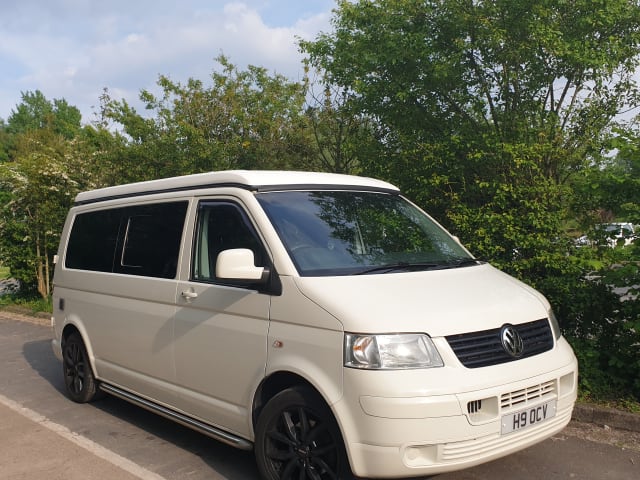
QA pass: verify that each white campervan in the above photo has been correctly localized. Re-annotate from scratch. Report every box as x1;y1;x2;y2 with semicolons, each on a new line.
52;170;578;479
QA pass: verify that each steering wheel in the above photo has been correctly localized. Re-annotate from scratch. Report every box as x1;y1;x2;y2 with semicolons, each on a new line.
290;244;315;252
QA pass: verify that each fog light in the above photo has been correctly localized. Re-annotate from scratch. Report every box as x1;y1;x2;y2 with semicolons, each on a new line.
403;444;438;467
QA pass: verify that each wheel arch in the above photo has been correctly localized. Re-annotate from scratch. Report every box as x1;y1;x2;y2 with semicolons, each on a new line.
60;321;99;379
252;374;352;479
252;371;333;430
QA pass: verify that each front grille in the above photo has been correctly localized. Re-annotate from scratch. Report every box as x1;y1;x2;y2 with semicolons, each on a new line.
446;319;553;368
501;380;556;410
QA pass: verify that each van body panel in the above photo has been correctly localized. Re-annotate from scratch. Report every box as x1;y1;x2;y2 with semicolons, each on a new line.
267;276;345;404
292;263;548;336
53;272;179;401
172;281;270;438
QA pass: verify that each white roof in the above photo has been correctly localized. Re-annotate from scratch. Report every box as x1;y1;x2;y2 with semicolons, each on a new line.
74;170;400;204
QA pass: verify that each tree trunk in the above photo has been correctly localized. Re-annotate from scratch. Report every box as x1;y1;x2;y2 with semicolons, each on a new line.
35;236;50;300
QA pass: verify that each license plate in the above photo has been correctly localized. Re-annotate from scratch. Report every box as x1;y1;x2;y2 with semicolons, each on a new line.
501;400;557;435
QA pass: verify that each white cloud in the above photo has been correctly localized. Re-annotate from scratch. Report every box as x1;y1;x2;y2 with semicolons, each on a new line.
0;1;333;123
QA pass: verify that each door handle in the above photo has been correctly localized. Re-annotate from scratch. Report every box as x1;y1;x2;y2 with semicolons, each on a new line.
181;290;198;301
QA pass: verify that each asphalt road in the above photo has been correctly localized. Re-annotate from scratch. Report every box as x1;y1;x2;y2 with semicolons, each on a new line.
1;313;639;480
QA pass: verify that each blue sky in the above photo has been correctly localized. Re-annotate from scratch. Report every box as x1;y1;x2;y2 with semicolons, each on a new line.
0;0;336;123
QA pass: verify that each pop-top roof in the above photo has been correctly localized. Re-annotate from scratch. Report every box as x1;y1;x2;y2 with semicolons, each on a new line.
74;170;400;205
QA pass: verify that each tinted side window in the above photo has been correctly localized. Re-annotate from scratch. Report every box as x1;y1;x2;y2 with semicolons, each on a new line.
66;202;188;279
115;202;187;278
193;201;265;284
66;209;121;272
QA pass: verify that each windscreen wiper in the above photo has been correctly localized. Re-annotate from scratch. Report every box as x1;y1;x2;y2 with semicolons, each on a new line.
352;262;446;275
352;258;483;275
445;258;484;268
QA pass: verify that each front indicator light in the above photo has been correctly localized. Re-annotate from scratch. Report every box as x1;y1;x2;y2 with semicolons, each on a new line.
549;309;562;340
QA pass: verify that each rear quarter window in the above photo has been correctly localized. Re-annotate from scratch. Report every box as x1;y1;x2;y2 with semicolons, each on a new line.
65;201;188;279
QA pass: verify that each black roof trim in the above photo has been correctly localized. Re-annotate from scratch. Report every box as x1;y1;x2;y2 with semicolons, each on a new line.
73;182;399;206
73;182;255;206
253;183;399;194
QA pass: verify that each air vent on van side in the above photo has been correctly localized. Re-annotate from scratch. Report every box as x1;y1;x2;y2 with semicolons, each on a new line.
446;319;553;368
467;399;482;414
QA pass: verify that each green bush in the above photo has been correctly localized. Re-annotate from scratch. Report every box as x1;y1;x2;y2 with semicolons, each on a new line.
542;246;640;401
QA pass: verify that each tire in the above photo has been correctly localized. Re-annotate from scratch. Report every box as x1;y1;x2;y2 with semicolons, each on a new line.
255;386;351;480
62;332;101;403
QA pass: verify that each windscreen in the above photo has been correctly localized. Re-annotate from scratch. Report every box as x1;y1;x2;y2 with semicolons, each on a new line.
257;191;475;276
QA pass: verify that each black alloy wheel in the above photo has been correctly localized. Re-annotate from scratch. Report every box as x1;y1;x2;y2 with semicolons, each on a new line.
255;387;350;480
62;332;100;403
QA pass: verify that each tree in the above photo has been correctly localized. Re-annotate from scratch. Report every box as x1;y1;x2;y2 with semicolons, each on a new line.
303;67;377;174
587;128;640;225
302;0;640;270
101;56;314;181
0;130;87;298
7;90;82;140
0;119;10;163
0;92;90;298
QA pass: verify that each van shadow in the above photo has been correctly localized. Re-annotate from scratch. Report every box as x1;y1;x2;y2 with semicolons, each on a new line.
22;338;67;395
94;395;261;479
22;339;260;480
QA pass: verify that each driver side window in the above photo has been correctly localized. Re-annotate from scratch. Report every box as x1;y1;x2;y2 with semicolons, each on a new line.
192;201;265;283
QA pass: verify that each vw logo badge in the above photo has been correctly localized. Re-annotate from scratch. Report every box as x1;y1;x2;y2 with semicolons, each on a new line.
500;325;524;358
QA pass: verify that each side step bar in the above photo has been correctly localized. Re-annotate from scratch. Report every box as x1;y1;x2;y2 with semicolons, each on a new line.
99;383;253;451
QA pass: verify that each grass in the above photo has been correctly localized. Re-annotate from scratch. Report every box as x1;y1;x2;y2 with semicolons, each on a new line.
0;295;52;314
578;391;640;414
0;266;10;280
0;267;51;313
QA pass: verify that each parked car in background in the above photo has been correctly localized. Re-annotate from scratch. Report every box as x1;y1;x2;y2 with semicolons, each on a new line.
576;222;636;248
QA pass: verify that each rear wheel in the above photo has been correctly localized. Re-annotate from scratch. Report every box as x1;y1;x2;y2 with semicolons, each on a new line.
255;386;351;480
62;332;101;403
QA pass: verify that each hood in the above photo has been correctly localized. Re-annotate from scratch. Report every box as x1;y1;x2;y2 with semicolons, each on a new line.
292;264;549;337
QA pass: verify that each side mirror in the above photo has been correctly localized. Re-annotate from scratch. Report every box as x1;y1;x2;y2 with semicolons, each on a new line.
216;249;268;282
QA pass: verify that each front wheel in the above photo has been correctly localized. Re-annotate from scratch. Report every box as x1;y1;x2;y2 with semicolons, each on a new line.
255;387;351;480
62;332;101;403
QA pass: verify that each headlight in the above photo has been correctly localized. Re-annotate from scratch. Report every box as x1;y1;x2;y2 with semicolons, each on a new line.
344;333;444;369
548;309;562;340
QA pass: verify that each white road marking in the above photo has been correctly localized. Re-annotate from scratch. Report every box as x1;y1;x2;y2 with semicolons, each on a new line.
0;392;168;480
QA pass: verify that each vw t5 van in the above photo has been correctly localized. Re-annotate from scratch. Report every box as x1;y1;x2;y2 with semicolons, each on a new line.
52;170;578;479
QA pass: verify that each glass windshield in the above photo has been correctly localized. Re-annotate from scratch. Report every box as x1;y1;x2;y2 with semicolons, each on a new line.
257;191;475;276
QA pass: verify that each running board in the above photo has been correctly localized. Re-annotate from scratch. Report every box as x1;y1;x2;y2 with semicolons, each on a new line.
99;383;253;451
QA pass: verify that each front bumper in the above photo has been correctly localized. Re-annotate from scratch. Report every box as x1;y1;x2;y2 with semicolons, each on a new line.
334;340;578;478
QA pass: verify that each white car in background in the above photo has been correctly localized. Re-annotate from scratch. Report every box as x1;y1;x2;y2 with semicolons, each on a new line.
576;222;636;248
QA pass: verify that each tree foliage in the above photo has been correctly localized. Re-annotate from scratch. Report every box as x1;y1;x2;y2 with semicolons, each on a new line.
303;67;378;174
99;56;314;181
567;128;640;399
7;90;82;140
0;91;93;298
0;129;88;297
305;0;640;145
